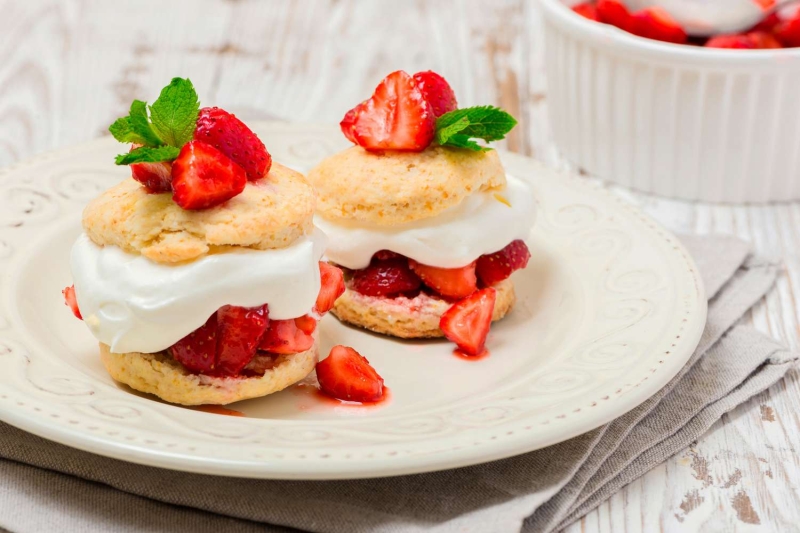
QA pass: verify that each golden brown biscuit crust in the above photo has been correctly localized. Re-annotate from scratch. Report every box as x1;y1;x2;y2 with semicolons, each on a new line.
83;163;314;263
99;343;317;405
331;279;515;338
308;146;507;226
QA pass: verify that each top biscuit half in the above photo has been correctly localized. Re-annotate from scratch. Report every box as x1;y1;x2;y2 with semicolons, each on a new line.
90;77;314;264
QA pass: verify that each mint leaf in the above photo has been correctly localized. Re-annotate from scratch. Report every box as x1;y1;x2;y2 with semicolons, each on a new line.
115;145;180;165
435;116;470;145
108;117;149;145
435;106;517;150
108;101;163;146
149;78;200;147
129;100;164;146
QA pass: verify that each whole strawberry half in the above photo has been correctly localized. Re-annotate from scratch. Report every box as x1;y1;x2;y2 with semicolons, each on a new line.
315;262;346;314
169;304;269;376
171;140;247;210
341;70;435;152
475;240;532;287
408;260;477;300
194;107;272;181
259;318;315;355
439;288;497;356
316;345;384;403
351;257;422;297
62;285;82;320
129;144;172;193
412;71;457;118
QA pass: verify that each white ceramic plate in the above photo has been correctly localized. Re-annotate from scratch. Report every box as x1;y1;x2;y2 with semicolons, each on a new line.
0;123;706;480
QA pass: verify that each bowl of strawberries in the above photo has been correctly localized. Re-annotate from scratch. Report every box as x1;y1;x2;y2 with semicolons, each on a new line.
539;0;800;202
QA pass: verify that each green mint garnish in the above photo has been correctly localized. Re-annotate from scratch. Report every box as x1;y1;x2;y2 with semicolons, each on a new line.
109;77;199;165
114;145;181;165
435;106;517;151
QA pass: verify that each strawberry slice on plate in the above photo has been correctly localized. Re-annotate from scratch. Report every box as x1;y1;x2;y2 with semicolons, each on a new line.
315;262;345;314
476;240;531;287
345;70;435;152
352;257;422;297
215;304;269;376
439;288;497;356
129;145;172;193
408;260;477;300
316;345;384;402
194;107;272;181
412;71;458;118
259;318;315;355
169;312;219;374
171;140;247;210
62;285;82;320
633;7;688;44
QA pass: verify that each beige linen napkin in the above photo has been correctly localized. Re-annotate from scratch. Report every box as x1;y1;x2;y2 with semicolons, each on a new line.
0;235;794;533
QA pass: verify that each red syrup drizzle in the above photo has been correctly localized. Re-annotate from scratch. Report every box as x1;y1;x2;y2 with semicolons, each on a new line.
291;383;392;409
453;348;490;361
193;405;246;417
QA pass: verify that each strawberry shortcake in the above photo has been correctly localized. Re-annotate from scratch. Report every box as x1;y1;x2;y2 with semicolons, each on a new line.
309;70;536;356
63;78;345;405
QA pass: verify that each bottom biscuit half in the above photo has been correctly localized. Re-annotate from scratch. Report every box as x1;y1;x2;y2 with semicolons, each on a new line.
331;279;515;339
100;342;317;406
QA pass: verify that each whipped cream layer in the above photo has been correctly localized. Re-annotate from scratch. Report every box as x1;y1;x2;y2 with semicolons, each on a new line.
315;174;536;270
70;230;326;354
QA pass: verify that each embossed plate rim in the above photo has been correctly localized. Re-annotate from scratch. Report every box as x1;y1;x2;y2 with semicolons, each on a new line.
0;123;706;479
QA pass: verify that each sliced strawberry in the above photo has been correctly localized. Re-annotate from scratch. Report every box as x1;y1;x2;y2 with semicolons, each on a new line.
171;140;247;210
259;319;315;355
408;260;477;300
706;31;782;49
315;262;345;314
294;314;317;335
316;345;384;402
632;7;688;44
169;312;218;374
412;71;458;118
596;0;637;33
352;257;422;297
215;304;269;376
572;2;600;21
340;102;365;144
476;240;532;286
439;288;497;356
774;12;800;47
62;285;82;320
129;145;172;193
347;70;435;152
372;250;402;261
194;107;272;181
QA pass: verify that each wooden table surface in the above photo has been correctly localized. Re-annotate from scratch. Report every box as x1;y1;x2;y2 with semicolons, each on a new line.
2;0;799;531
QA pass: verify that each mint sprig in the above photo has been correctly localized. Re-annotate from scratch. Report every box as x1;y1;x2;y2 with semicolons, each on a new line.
115;145;181;165
435;106;517;151
109;77;199;165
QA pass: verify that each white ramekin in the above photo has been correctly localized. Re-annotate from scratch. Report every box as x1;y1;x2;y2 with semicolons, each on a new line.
539;0;800;203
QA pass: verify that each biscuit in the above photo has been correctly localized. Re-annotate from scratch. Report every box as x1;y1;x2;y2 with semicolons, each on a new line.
331;279;515;338
83;163;315;263
100;342;317;405
308;146;506;226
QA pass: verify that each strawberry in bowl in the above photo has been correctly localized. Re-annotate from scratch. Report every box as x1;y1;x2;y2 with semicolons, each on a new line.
308;70;535;357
